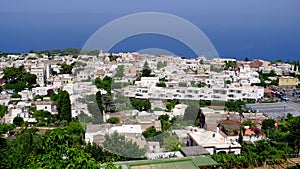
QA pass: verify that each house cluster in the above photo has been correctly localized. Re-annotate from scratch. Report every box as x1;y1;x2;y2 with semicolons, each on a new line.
1;51;299;159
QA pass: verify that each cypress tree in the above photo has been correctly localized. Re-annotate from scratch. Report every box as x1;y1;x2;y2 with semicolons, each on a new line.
58;90;72;122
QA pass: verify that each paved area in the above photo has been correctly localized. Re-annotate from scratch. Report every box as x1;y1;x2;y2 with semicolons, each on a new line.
245;101;300;119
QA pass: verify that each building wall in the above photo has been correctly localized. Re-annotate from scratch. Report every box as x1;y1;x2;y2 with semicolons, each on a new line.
36;104;52;113
279;77;299;86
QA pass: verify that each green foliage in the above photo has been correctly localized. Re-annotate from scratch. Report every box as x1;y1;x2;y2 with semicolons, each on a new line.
95;76;112;94
103;94;116;113
158;114;171;131
33;94;44;101
183;105;199;121
114;65;125;78
242;120;257;127
107;117;120;124
32;110;56;126
87;94;103;124
156;82;166;87
157;61;166;70
262;119;275;130
224;61;237;70
85;142;128;163
196;82;206;88
112;82;130;89
0;105;8;118
130;98;151;111
166;99;179;111
142;126;162;139
58;90;72;123
212;139;290;168
225;80;232;84
77;111;93;123
142;61;152;77
11;92;21;98
103;131;146;159
108;53;117;62
225;100;245;112
59;62;73;74
24;73;37;86
24;122;103;168
158;114;169;122
0;124;15;134
162;134;181;151
199;100;211;107
74;61;87;67
194;109;205;128
3;66;37;92
178;82;188;87
96;91;104;120
13;116;24;126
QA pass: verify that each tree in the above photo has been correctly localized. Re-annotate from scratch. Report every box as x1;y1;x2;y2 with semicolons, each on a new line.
95;76;112;94
3;67;18;82
13;116;24;126
225;100;245;112
142;126;161;138
24;73;37;86
262;119;275;131
59;63;73;74
32;110;55;126
86;94;103;124
58;90;72;123
95;91;104;123
183;105;199;121
0;105;8;118
85;142;126;163
162;135;181;151
269;70;277;76
156;82;166;87
103;131;145;159
157;61;166;70
14;82;26;92
142;61;152;77
25;124;104;169
158;114;171;131
158;114;169;122
166;99;179;111
194;109;205;128
225;61;237;70
106;117;120;124
130;98;151;111
0;124;15;134
114;65;125;78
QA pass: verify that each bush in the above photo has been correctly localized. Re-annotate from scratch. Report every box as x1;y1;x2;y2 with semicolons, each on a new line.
106;117;120;124
11;92;21;98
13;116;24;126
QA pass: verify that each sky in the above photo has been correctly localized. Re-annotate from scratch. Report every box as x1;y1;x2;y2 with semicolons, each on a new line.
1;0;300;61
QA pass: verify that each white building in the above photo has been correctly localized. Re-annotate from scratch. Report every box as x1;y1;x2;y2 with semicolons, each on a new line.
109;125;142;138
124;85;264;102
30;67;45;86
187;128;241;155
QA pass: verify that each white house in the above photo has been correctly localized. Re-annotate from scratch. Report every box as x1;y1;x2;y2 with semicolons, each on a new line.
35;100;54;114
109;125;142;138
187;128;241;155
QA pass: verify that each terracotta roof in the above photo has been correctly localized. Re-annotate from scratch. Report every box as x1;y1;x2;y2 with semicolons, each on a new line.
249;60;263;68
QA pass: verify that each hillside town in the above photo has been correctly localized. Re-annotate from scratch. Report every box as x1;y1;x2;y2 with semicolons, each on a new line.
1;50;300;168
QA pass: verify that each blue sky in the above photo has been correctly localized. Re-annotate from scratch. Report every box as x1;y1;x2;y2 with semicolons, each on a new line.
1;0;300;61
